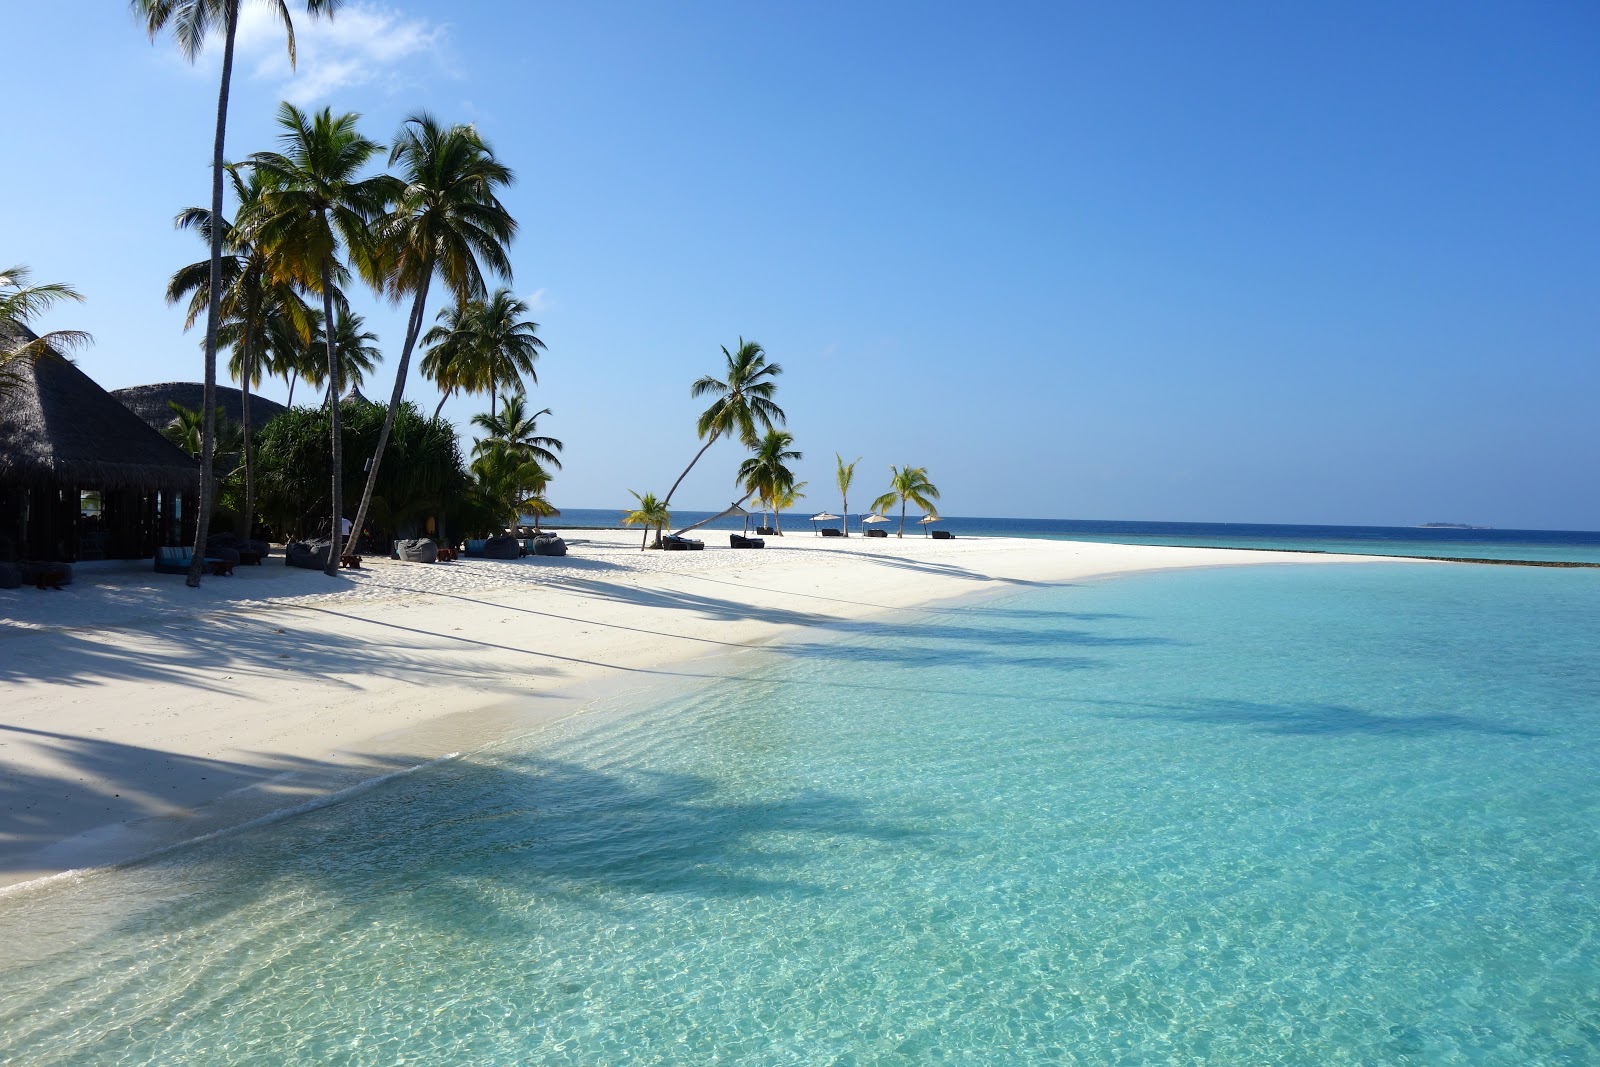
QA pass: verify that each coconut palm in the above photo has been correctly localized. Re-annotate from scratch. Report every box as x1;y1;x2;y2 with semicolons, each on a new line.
134;0;343;585
661;338;784;509
871;465;941;537
469;438;548;532
773;480;807;532
835;453;861;538
622;490;670;551
0;266;90;398
308;307;382;401
345;115;517;560
167;164;314;538
244;102;391;575
162;400;243;459
419;289;542;422
470;392;562;470
736;430;802;535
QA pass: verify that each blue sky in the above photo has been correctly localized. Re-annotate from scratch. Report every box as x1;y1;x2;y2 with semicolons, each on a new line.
7;2;1597;528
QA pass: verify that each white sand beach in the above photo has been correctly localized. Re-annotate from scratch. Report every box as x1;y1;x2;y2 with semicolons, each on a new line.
0;534;1390;890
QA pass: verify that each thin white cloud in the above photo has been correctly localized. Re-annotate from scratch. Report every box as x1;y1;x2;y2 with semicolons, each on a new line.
524;288;550;313
235;2;450;104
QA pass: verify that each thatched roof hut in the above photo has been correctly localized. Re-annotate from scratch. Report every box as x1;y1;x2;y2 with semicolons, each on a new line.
112;381;288;435
0;328;198;490
1;324;198;562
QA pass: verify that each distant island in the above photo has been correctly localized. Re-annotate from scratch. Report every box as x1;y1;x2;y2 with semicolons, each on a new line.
1418;523;1492;530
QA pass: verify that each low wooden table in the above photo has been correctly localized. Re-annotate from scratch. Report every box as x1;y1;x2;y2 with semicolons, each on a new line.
436;548;458;562
33;565;70;590
340;554;363;569
207;559;235;577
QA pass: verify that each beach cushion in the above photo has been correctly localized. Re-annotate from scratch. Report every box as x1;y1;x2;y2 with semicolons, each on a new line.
463;538;488;556
484;534;520;560
285;540;333;570
394;538;438;564
730;534;765;549
532;536;567;557
866;528;888;538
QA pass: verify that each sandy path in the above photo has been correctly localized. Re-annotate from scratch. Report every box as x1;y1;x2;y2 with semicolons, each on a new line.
0;532;1392;889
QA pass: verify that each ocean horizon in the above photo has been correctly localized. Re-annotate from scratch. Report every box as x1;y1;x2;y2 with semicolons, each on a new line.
536;509;1600;565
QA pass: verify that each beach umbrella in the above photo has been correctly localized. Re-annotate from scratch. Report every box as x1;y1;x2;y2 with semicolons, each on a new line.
810;511;839;535
861;513;891;533
918;514;939;537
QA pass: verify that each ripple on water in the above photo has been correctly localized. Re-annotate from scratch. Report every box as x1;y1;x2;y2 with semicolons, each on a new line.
1;563;1598;1064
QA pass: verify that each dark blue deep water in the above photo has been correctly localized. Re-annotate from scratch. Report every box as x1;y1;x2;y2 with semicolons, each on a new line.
545;509;1600;564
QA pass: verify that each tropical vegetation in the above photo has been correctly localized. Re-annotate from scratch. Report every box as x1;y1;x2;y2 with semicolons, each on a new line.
622;491;670;550
736;430;802;535
835;453;861;538
0;266;89;399
134;0;343;585
243;102;392;574
344;114;517;561
661;339;783;509
871;465;941;537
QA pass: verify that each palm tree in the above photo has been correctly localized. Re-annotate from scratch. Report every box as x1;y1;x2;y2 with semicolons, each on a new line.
661;338;784;509
0;266;90;398
622;490;670;551
134;0;342;586
835;453;861;538
470;392;562;470
308;307;382;402
773;480;807;533
419;289;543;422
162;400;243;458
167;164;313;538
736;430;802;535
469;438;548;532
871;465;941;537
344;115;517;560
244;102;390;575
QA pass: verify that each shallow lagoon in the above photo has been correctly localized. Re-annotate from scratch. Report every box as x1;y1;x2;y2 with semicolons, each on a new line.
2;562;1596;1064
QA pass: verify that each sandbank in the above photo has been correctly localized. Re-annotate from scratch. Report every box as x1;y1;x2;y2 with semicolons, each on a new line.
0;532;1397;890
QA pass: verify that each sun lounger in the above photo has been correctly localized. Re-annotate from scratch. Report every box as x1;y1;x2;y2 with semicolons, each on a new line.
931;529;955;539
730;534;765;549
865;528;888;538
819;528;843;537
662;534;705;551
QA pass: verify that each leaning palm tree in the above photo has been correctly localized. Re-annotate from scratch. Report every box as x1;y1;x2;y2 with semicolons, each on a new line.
344;115;517;561
470;392;562;470
622;490;670;551
736;429;802;535
134;0;343;586
0;266;90;398
244;102;391;575
871;465;941;537
661;338;784;509
835;453;861;538
168;164;314;538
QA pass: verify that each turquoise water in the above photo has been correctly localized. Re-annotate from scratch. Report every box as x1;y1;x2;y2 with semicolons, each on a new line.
2;563;1598;1064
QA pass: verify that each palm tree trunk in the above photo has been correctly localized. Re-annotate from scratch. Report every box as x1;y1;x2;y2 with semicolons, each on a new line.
662;431;719;509
433;392;448;419
286;367;298;407
899;498;906;537
321;255;342;577
238;317;256;540
640;527;648;551
186;0;239;588
344;272;431;559
841;491;849;537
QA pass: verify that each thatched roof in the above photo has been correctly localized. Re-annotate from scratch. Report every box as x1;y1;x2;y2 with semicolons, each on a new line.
112;381;288;433
0;325;200;490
